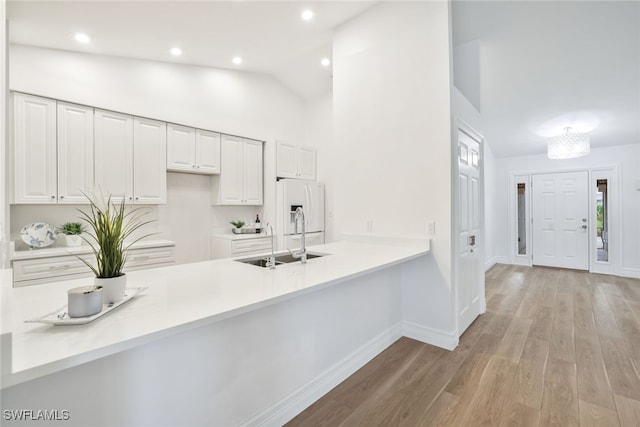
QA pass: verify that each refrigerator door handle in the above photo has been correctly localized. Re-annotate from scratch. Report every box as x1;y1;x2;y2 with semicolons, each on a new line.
306;185;313;227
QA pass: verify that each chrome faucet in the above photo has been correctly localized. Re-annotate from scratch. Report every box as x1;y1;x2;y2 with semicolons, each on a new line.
265;223;276;269
288;207;307;263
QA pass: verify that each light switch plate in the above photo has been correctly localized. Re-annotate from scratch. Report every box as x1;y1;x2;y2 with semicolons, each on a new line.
427;221;436;235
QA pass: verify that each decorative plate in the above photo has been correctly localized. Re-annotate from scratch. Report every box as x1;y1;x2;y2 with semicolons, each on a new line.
20;222;57;248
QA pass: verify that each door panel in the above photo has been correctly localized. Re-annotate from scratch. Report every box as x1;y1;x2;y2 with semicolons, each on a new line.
457;128;483;335
532;171;589;270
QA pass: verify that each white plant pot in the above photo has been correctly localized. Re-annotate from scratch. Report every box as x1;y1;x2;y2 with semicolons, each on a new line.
65;234;83;247
95;275;127;304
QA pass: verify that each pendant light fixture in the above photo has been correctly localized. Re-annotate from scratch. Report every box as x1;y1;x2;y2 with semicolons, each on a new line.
547;127;591;159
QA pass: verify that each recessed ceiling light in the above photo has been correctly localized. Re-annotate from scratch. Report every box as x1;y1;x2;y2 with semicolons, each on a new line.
73;33;91;44
170;47;182;56
233;56;243;65
321;58;331;67
301;10;314;21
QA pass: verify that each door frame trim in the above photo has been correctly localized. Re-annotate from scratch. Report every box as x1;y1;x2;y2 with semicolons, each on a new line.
507;164;621;275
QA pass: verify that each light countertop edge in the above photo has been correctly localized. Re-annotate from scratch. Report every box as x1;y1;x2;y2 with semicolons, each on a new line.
1;240;430;388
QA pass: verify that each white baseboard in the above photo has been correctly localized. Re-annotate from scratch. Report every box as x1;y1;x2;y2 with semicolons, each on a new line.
620;267;640;279
402;321;458;351
484;256;508;271
241;323;403;427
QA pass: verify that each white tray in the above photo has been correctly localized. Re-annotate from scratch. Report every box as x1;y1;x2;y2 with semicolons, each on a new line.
25;286;148;325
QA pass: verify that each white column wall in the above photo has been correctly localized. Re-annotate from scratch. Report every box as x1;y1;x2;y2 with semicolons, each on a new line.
333;2;456;345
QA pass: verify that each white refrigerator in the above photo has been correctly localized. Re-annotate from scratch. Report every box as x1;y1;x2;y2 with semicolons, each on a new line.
276;179;325;251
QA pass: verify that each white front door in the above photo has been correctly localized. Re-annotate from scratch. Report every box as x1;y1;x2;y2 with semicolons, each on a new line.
457;128;483;335
532;171;589;270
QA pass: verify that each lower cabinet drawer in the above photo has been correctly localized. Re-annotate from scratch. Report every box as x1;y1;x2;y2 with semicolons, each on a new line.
231;238;271;255
13;255;95;285
12;245;176;287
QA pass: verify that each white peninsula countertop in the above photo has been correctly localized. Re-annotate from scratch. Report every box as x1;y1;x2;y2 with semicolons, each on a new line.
1;240;429;388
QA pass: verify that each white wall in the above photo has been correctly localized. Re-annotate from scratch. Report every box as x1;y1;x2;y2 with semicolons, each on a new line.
333;2;456;344
8;45;305;263
493;143;640;278
483;140;498;269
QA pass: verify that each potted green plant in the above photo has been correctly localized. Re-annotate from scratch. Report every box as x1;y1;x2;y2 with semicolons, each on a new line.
77;190;154;303
57;222;86;247
230;220;245;234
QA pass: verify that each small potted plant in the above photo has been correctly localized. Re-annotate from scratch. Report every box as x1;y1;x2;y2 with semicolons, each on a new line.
57;222;86;247
230;220;245;234
77;189;154;303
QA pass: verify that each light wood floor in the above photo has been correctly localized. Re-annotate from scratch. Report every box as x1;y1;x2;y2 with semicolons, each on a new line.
286;264;640;426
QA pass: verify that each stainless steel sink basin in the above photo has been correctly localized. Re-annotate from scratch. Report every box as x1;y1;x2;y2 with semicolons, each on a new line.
236;252;327;267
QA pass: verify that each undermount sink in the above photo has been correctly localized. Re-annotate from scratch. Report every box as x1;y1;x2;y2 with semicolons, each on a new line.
236;252;327;268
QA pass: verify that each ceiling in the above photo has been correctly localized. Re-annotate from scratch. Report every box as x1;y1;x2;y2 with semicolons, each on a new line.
7;0;375;100
8;1;639;158
452;0;640;158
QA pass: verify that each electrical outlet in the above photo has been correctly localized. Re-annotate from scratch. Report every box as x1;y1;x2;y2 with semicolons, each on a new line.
366;219;373;233
427;221;436;235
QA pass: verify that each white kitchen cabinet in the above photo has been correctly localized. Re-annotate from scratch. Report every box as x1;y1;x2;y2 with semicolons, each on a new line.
12;93;57;203
133;117;167;204
94;109;134;203
211;234;272;259
95;110;166;204
276;141;317;180
57;102;94;204
12;242;176;287
167;124;220;174
212;135;263;205
13;94;95;204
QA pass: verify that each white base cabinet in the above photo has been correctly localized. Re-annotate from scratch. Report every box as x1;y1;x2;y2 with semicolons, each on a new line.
12;243;176;287
276;141;317;180
211;234;272;259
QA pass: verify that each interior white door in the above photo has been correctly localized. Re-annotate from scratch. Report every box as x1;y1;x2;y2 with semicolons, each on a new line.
457;128;483;335
532;171;589;270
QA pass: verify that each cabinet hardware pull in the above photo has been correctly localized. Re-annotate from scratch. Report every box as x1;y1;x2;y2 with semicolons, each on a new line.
49;265;71;270
133;256;150;261
60;195;64;199
51;195;56;199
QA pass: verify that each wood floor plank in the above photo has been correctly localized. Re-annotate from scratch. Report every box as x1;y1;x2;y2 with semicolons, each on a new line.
539;357;580;427
495;317;532;363
528;305;554;340
599;335;640;401
549;315;575;363
457;356;518;426
416;391;460;427
575;334;616;410
498;400;540;427
511;336;549;410
614;394;640;427
578;399;621;427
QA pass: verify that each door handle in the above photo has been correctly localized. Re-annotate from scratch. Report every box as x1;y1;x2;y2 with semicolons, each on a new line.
581;225;587;230
468;235;476;246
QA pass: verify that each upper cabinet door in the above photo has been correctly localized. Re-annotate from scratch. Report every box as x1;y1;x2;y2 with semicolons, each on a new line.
13;93;57;203
276;141;297;179
133;117;167;204
243;139;263;205
57;102;94;204
297;146;317;181
195;129;220;174
167;123;196;172
218;134;244;204
94;109;134;203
